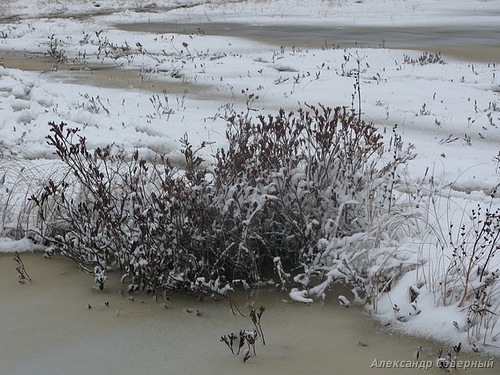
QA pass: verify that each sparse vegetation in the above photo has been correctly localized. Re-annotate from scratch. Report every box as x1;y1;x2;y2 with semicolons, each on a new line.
46;34;67;63
403;51;445;65
408;178;500;346
442;204;500;343
78;93;110;115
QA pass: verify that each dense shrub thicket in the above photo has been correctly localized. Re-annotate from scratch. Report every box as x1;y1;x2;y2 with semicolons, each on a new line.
30;104;412;300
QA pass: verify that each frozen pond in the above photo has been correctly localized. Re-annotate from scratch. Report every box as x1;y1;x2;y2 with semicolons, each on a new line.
1;253;498;374
116;22;500;62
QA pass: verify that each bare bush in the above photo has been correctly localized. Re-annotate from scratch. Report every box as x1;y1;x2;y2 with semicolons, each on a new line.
30;122;224;298
213;105;413;298
30;104;412;302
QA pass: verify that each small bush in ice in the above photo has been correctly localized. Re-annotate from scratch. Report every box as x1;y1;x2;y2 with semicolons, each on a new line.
30;104;412;302
220;306;265;362
13;251;33;284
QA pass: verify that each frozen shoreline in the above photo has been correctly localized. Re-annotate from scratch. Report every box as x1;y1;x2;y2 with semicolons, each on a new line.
1;0;500;359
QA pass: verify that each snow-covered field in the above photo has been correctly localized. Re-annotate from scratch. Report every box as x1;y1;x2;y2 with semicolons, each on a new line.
1;0;500;358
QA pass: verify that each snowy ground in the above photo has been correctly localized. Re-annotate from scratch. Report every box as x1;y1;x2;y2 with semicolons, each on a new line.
1;0;500;357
